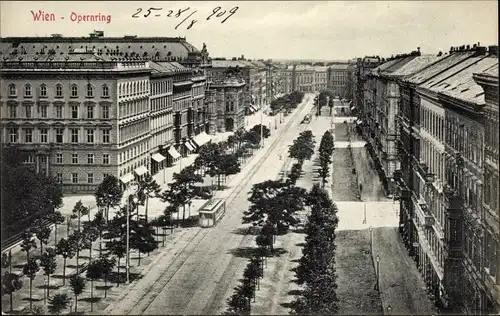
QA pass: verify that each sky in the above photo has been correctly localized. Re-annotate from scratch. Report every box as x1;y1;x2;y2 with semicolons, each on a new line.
1;1;498;60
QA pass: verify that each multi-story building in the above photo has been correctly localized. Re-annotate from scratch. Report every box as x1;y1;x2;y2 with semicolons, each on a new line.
314;67;328;92
353;56;381;120
364;49;438;196
209;68;246;132
274;65;328;94
474;58;499;314
0;33;211;193
1;52;152;193
327;62;354;98
393;44;498;313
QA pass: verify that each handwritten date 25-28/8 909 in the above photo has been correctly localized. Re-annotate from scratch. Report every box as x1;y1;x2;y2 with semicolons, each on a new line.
132;6;239;30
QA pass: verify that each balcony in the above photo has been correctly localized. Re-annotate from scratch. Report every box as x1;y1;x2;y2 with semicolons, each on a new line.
413;195;435;227
416;162;435;184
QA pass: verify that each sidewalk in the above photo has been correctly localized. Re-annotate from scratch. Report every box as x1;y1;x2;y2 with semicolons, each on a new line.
1;107;296;315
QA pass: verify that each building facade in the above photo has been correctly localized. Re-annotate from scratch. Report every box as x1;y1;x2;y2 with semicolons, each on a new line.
327;62;354;98
1;53;152;193
392;44;498;314
474;61;500;313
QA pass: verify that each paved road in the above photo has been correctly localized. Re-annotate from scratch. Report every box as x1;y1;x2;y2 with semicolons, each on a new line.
105;95;316;315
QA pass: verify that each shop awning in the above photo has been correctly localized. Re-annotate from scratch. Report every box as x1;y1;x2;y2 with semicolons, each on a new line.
168;146;181;160
120;173;134;184
250;104;259;112
134;166;149;177
151;153;166;162
185;141;196;152
192;132;211;148
247;105;255;114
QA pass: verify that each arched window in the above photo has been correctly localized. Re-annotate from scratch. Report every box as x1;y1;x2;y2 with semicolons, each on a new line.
71;84;78;97
40;84;47;97
133;82;137;95
55;84;63;97
119;84;124;96
102;84;109;97
24;84;32;97
8;84;16;96
86;84;94;97
125;83;129;95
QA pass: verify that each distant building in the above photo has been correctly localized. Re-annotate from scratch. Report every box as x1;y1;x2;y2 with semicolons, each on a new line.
327;62;355;99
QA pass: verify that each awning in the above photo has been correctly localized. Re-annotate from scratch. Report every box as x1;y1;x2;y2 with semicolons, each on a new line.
168;146;181;160
250;104;259;112
120;173;134;184
185;141;196;152
151;153;166;163
134;166;149;177
192;132;211;148
247;106;255;114
356;119;362;124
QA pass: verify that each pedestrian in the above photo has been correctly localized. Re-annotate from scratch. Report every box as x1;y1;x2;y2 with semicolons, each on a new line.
359;183;363;192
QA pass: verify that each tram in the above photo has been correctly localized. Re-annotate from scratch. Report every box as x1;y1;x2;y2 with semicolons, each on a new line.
198;198;226;228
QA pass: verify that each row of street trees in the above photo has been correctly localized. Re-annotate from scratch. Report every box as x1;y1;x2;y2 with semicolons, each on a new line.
317;130;335;188
270;91;305;114
292;184;339;315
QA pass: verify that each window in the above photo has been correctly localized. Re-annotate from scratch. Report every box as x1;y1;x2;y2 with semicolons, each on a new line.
87;173;94;184
71;85;78;98
86;129;94;143
55;84;63;97
87;153;94;164
86;84;94;98
24;84;32;97
72;153;78;164
71;105;78;119
40;85;47;97
24;128;32;143
87;105;94;119
40;106;48;118
25;105;32;118
56;153;63;164
102;84;109;97
55;105;63;118
8;105;16;118
8;84;16;96
102;105;109;119
8;128;17;143
56;128;64;143
70;129;79;143
56;173;63;184
103;153;110;164
40;128;48;143
72;173;78;184
102;129;110;143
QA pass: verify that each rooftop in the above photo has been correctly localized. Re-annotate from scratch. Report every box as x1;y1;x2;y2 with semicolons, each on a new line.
435;56;498;105
328;63;350;70
0;36;199;61
406;51;476;85
211;59;254;68
387;54;445;78
149;61;189;74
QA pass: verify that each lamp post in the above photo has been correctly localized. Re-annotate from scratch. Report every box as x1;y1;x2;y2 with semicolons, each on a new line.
375;254;380;291
363;202;367;224
126;182;140;285
369;226;373;254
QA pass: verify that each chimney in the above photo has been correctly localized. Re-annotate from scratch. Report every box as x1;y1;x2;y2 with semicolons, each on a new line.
475;46;487;56
466;45;470;50
488;45;498;56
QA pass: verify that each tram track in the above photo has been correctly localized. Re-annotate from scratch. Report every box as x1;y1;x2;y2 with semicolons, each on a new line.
105;96;314;315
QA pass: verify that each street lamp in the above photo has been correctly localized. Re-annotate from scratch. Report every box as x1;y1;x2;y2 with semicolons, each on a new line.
375;254;380;291
126;181;140;284
369;226;373;254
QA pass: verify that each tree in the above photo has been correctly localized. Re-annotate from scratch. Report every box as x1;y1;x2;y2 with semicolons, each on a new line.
95;174;123;222
91;210;107;257
107;240;126;286
69;275;86;313
23;258;40;312
243;130;261;147
48;293;71;315
86;260;102;312
97;255;116;298
288;163;303;185
293;184;339;314
317;153;331;189
70;200;89;232
20;230;37;262
82;225;99;264
137;173;161;222
226;284;250;315
68;231;86;275
217;154;241;189
55;237;76;286
319;130;335;157
1;147;63;242
34;224;52;258
1;250;12;274
2;272;23;313
129;219;157;266
243;180;307;237
250;124;271;139
40;247;57;299
288;130;316;165
169;166;203;222
46;210;65;244
150;214;170;247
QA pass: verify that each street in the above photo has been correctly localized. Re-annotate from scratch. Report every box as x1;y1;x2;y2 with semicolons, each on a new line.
104;95;316;315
